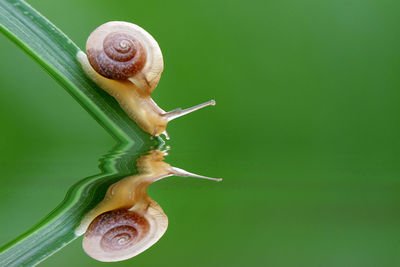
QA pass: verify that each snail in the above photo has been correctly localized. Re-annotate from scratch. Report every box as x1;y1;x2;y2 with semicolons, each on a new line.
75;150;221;262
77;21;216;139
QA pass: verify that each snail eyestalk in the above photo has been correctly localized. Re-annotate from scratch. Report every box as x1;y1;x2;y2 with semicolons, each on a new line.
164;100;216;122
170;167;222;182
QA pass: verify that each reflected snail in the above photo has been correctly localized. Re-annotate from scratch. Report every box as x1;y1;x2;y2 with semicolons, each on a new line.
75;150;221;262
77;21;216;138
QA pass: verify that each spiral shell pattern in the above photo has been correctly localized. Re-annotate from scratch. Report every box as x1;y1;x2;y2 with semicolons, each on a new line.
86;31;146;80
83;209;150;261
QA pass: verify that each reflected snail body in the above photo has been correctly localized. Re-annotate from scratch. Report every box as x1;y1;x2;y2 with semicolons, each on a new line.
77;21;215;138
76;150;221;262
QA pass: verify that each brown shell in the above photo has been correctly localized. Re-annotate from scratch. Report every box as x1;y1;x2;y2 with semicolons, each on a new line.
83;209;150;261
83;21;164;96
86;30;146;80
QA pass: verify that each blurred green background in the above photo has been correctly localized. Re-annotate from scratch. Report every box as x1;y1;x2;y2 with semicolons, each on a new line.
1;0;400;266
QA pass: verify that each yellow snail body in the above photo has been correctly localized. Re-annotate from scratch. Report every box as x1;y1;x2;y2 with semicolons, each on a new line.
75;150;221;262
77;21;215;138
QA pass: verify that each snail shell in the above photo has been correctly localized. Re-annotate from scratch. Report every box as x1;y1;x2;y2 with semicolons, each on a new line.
85;21;163;94
87;32;146;80
82;205;168;262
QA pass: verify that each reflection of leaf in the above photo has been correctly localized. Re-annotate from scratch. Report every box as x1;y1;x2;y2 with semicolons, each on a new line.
0;0;160;265
0;144;149;266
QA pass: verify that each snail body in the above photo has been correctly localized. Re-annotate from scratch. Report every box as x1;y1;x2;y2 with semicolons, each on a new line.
77;21;215;138
76;150;221;262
